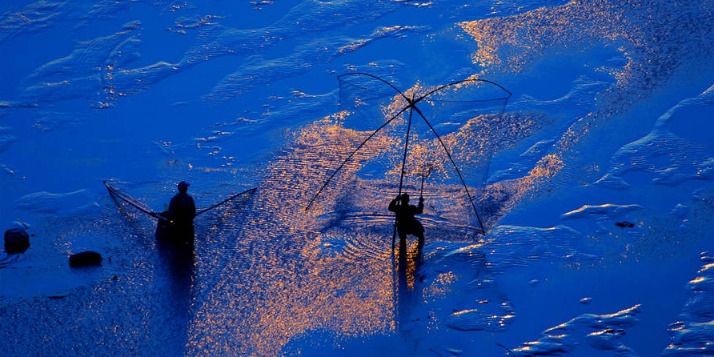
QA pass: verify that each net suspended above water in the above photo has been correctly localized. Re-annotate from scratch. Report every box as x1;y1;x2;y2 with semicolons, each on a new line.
308;73;512;237
104;180;257;220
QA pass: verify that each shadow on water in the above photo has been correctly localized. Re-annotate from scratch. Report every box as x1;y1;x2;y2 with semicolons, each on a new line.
156;235;195;287
395;237;423;340
156;237;195;352
0;253;23;269
112;199;197;355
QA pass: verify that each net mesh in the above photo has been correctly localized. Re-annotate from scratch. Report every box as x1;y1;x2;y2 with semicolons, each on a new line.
323;73;512;238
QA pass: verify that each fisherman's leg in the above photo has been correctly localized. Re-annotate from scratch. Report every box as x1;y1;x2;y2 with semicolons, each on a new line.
415;222;425;258
397;226;407;244
414;235;424;261
398;230;407;249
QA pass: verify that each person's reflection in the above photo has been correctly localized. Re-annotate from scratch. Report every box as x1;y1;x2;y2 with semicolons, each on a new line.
396;234;422;340
397;237;422;293
157;234;194;355
389;192;426;333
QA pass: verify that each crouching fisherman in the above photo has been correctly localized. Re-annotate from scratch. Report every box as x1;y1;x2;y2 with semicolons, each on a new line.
156;181;196;250
388;193;425;254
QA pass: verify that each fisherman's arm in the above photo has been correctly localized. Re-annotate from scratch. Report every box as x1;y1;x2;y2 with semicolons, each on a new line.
416;196;424;214
388;195;400;212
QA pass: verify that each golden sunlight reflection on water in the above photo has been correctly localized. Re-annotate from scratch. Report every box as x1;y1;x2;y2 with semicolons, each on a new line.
188;80;558;354
189;116;399;355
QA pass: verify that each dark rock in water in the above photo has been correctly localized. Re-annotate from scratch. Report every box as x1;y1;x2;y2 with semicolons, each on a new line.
615;221;635;228
4;227;30;254
69;251;102;267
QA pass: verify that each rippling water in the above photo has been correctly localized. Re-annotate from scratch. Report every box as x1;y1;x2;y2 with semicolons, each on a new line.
1;0;714;356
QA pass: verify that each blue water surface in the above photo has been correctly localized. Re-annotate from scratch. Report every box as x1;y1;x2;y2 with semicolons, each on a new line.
1;0;714;356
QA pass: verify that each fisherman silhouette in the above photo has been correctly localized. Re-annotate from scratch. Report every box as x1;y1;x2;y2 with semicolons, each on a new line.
388;193;425;253
167;181;196;249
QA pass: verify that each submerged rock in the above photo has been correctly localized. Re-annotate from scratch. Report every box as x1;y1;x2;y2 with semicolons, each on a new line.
615;221;635;228
69;251;102;267
4;227;30;254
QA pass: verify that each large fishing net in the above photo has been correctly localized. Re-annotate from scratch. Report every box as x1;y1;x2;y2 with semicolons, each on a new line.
309;73;512;240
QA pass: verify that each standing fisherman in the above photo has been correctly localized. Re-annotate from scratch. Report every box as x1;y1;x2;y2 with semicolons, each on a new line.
388;193;425;254
168;181;196;249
